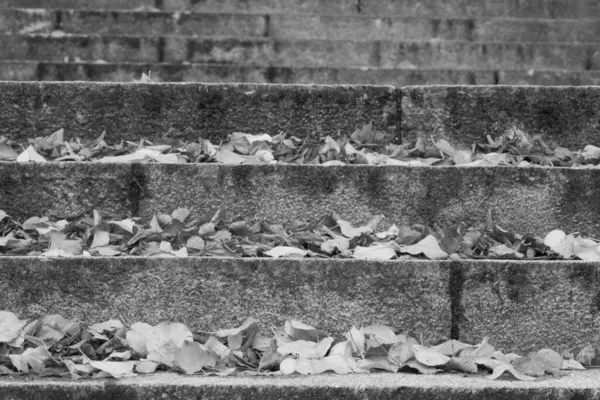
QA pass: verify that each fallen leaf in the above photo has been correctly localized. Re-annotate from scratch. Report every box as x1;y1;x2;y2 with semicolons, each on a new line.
576;344;595;366
353;243;396;260
432;340;472;356
9;346;50;374
412;344;450;367
284;320;328;343
0;311;28;343
562;359;585;370
399;235;448;260
264;246;307;258
17;145;47;163
277;337;334;359
0;144;18;161
337;220;373;238
356;356;399;372
135;360;159;374
173;340;217;374
402;359;442;374
88;361;136;378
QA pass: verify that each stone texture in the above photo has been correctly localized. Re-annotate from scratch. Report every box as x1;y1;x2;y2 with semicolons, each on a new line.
268;15;473;41
59;10;176;35
162;0;600;18
163;37;378;68
0;82;398;143
0;34;160;63
8;0;154;8
401;86;600;149
380;41;592;71
4;371;600;400
139;164;600;238
10;61;600;87
3;163;600;237
0;257;451;343
459;261;600;353
0;163;132;220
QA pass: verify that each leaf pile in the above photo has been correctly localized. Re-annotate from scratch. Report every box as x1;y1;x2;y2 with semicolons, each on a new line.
0;312;589;380
3;125;600;167
1;208;599;261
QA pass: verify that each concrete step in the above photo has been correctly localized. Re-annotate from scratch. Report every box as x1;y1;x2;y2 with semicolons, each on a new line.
1;257;600;353
163;0;600;19
3;161;600;239
7;0;154;9
1;82;598;150
8;0;600;19
4;60;600;86
6;9;600;43
3;34;599;71
4;370;600;399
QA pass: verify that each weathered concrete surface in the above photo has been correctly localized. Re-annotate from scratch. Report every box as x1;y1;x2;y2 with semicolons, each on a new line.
3;163;600;237
13;11;597;43
0;82;398;143
163;0;600;19
8;60;600;87
138;164;600;238
8;0;153;9
401;86;600;149
459;261;600;353
4;371;600;400
0;61;496;85
163;37;378;67
0;34;160;63
0;163;132;220
0;257;450;342
11;9;268;37
380;41;593;71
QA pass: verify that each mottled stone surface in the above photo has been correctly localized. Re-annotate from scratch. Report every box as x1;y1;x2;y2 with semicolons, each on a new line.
163;0;600;19
380;41;591;70
0;34;160;63
0;257;450;343
8;0;153;8
4;371;600;400
0;163;132;220
459;261;600;353
402;86;600;148
10;60;600;87
0;82;398;143
139;164;600;238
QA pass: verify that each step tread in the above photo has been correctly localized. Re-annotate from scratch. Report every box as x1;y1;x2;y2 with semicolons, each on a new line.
2;370;600;399
1;34;597;70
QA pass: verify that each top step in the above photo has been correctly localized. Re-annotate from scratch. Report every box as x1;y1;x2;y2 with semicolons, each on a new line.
9;0;600;18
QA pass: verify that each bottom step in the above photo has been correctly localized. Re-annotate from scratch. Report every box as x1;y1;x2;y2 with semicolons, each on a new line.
2;371;600;400
1;60;600;85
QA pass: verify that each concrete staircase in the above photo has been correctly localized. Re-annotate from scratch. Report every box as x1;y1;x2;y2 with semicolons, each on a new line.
2;0;600;84
2;82;600;398
3;1;600;398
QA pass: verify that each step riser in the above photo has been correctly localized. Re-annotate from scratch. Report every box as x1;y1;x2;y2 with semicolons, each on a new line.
4;36;598;71
1;258;598;353
0;82;399;144
2;83;599;150
8;0;600;19
6;61;600;86
3;164;600;238
7;10;600;43
0;257;450;344
401;86;600;150
166;0;600;19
